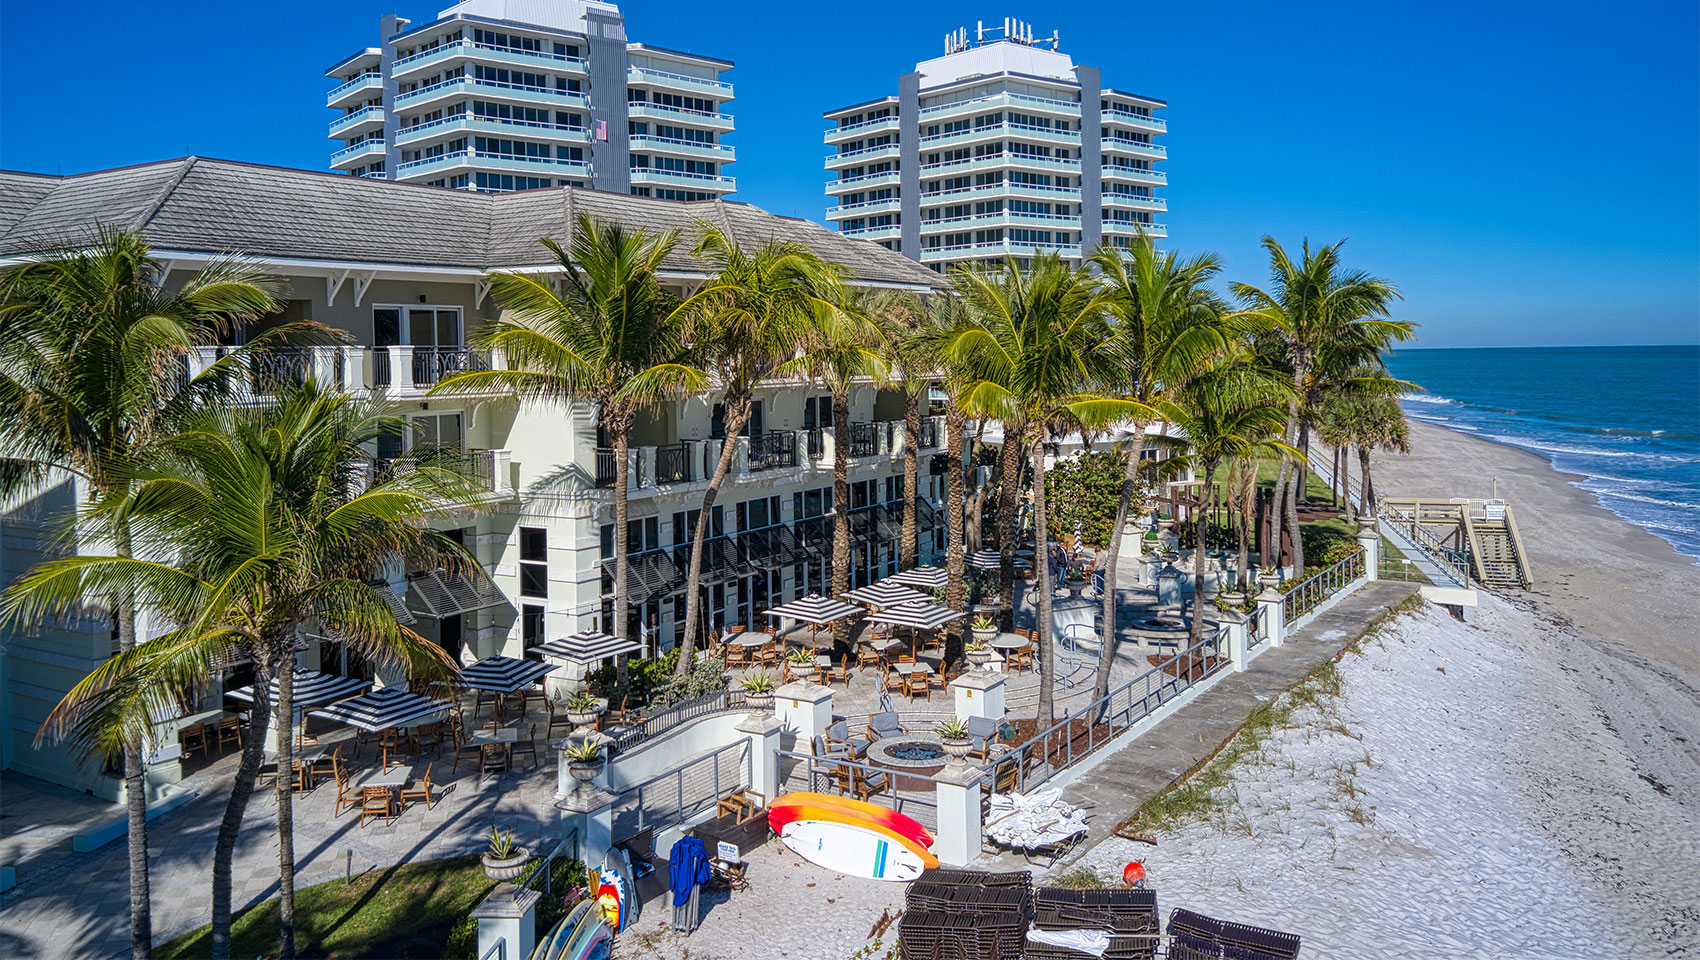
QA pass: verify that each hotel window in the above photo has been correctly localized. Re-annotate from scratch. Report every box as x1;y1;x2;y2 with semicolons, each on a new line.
522;603;545;650
519;527;547;598
672;506;724;544
737;496;780;532
601;517;659;557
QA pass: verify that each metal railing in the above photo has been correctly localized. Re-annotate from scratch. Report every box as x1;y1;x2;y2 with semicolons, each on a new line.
412;346;488;387
652;442;693;484
612;738;749;842
980;628;1229;796
804;426;825;461
848;421;880;458
608;686;749;753
593;447;618;488
918;417;939;450
776;748;940;829
369;447;497;492
746;431;797;472
1280;548;1366;627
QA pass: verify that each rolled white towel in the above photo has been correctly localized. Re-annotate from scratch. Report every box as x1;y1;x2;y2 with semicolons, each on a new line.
1026;926;1111;957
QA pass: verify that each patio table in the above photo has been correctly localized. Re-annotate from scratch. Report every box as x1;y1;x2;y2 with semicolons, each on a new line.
893;662;931;676
728;632;772;648
178;708;230;729
988;633;1029;652
351;766;410;822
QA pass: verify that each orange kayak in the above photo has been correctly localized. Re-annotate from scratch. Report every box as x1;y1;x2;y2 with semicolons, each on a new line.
767;792;935;850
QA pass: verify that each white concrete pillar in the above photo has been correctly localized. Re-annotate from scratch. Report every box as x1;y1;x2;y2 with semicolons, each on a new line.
473;884;541;960
1256;583;1285;648
950;671;1005;723
775;681;833;752
557;784;617;868
386;345;413;391
1157;563;1183;608
738;713;784;803
1222;611;1250;672
491;449;513;496
1357;518;1380;582
933;761;983;867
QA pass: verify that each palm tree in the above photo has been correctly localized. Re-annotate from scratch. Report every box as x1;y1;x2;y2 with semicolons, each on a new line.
867;291;930;570
433;216;700;678
1232;238;1407;573
1087;238;1234;706
912;298;973;661
0;226;280;960
787;287;889;645
3;383;475;960
1152;365;1297;645
941;254;1137;723
671;226;843;675
1324;391;1409;515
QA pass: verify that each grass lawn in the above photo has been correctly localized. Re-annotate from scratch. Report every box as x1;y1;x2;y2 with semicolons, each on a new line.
157;855;496;959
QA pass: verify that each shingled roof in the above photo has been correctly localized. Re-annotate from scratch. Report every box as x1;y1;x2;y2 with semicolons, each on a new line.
0;157;943;290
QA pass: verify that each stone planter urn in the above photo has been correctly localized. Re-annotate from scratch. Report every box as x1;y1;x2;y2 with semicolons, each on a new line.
939;737;975;761
971;623;998;645
567;760;604;786
1258;570;1282;591
965;647;995;669
1217;590;1246;612
743;691;775;713
482;849;531;882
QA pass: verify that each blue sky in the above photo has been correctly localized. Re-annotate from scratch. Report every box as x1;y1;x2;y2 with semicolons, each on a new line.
2;0;1696;348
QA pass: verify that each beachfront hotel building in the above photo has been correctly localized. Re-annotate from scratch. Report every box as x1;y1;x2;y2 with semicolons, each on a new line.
0;158;944;799
326;0;737;199
823;19;1167;269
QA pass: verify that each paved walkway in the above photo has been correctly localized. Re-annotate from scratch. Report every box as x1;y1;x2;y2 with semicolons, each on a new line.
982;580;1420;874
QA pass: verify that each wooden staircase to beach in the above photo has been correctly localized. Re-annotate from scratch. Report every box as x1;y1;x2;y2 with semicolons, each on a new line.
1462;505;1532;590
1378;497;1532;591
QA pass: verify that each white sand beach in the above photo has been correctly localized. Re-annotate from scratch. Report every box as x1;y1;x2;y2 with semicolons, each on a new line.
1071;421;1700;957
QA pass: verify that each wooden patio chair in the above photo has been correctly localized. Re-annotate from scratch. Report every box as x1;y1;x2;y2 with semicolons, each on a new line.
479;743;508;782
866;711;902;742
351;726;380;760
825;720;869;759
1009;643;1035;674
756;641;781;670
848;766;889;802
400;763;437;811
216;715;243;753
724;642;750;669
180;723;209;760
902;670;931;702
331;754;363;818
716;788;767;824
546;698;574;738
855;641;883;670
451;730;482;775
822;653;852;689
413;721;446;759
919;631;942;658
512;725;539;768
358;785;395;827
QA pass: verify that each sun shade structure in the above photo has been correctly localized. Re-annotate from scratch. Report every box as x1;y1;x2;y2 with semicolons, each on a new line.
600;550;680;604
310;686;450;732
459;655;557;693
404;567;509;619
843;582;932;608
764;594;863;625
531;631;643;665
885;566;948;589
967;549;1004;571
866;601;966;631
224;669;369;708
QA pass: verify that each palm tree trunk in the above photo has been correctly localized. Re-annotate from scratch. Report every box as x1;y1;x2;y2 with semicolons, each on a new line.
831;390;852;647
1270;455;1288;573
211;658;271;960
1191;462;1215;646
675;396;750;677
1285;370;1307;573
1031;427;1056;724
113;521;151;960
274;656;298;959
1237;460;1254;590
610;408;633;690
1359;446;1373;515
995;428;1022;633
901;392;920;570
1093;423;1146;712
943;402;967;666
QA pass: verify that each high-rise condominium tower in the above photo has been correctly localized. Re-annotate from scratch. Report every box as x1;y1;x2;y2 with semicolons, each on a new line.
824;19;1165;269
326;0;735;197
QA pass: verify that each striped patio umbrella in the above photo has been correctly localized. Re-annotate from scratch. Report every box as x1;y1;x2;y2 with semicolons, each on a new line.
309;686;450;733
530;631;643;665
885;565;947;589
842;581;931;608
764;594;862;649
967;549;1003;571
459;655;558;693
224;669;369;709
866;601;967;632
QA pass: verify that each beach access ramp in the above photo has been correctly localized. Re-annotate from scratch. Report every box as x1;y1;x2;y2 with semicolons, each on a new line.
1379;498;1532;590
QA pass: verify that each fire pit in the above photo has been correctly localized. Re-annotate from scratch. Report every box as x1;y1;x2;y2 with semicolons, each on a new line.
866;737;949;790
1128;614;1190;651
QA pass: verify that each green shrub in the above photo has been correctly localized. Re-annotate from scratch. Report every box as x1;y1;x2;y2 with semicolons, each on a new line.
442;916;478;959
648;654;727;706
1042;451;1142;547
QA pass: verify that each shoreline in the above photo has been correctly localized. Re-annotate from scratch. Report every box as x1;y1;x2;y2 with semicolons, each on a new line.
1370;418;1700;678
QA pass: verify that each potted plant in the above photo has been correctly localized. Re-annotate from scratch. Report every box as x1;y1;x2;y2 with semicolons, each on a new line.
970;614;997;646
561;739;605;786
739;670;776;711
935;718;974;760
965;640;994;668
565;690;604;728
785;647;817;681
1257;566;1282;591
482;825;530;881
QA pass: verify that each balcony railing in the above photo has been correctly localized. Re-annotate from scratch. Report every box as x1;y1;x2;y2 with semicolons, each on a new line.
848;421;879;459
627;167;736;191
746;431;797;472
628;66;732;95
371;345;490;390
804;426;825;461
594;447;618;488
179;346;357;402
652;442;694;484
326;73;382;107
918;417;939;450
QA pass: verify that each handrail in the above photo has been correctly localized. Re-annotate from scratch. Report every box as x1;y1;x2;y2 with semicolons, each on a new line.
479;939;504;960
630;134;734;154
396;113;588;139
825;115;900;138
628;101;734;122
613;738;749;841
629;166;735;187
393;38;588;71
1279;548;1366;627
629;65;732;92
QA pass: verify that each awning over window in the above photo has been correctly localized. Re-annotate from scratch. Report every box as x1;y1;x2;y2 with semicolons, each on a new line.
405;566;509;619
601;550;681;604
740;526;807;569
371;583;418;625
672;537;749;584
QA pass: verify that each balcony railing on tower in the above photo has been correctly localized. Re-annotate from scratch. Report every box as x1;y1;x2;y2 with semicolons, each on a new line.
848;421;879;458
653;442;694;484
746;431;798;472
594;447;619;488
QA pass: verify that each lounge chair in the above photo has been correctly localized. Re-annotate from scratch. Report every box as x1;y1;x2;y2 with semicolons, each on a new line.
825;720;869;759
966;716;998;760
866;711;902;742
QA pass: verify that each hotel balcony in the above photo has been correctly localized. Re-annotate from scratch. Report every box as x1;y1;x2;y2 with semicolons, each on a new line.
920;121;1080;150
329;106;387;140
1101;109;1167;134
394;77;588;114
1102;192;1167;212
628;166;737;193
326;73;383;109
918;181;1083;204
394;115;591;149
824;115;900;145
627;101;735;131
824;196;902;221
1103;139;1167;161
390;39;587;83
629;135;736;164
919;239;1083;264
362;446;517;501
824;142;901;170
920;211;1078;234
838;224;902;242
919;91;1080;123
1102;219;1168;237
393;150;591;181
329;139;387;170
180;344;515;402
824;169;902;194
1103;165;1167;186
627;65;734;100
920;153;1081;178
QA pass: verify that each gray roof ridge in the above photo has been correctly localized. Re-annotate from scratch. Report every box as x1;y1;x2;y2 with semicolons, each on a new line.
129;157;198;234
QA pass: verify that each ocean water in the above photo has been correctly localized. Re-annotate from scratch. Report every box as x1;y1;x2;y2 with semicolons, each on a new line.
1384;345;1700;561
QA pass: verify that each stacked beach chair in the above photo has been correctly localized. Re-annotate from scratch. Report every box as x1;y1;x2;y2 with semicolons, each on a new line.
1026;887;1161;960
1166;907;1302;959
898;869;1033;960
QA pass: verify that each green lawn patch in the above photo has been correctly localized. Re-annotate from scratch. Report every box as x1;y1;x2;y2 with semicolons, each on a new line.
157;855;497;959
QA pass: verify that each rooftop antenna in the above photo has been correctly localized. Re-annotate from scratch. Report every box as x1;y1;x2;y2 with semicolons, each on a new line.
977;19;984;41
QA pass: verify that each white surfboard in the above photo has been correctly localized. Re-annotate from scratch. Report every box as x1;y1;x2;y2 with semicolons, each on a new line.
779;819;932;882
